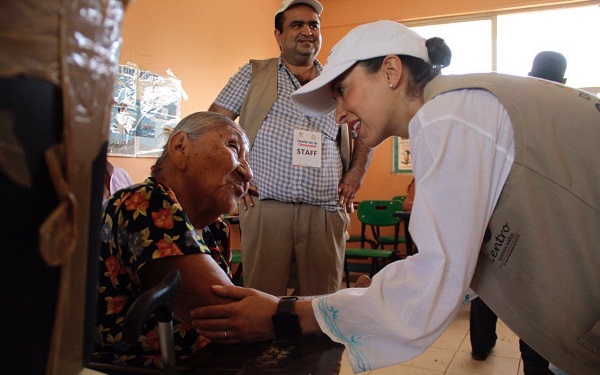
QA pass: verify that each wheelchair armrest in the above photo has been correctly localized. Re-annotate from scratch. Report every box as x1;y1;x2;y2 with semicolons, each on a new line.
123;269;181;346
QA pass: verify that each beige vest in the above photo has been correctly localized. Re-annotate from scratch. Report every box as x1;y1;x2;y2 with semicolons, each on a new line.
239;58;279;146
425;73;600;375
238;58;351;171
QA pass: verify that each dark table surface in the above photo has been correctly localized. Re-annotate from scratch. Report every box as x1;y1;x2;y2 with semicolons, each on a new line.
180;334;344;374
88;334;345;375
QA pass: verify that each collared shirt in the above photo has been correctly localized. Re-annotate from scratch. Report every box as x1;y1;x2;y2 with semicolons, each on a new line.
312;89;515;373
213;56;342;211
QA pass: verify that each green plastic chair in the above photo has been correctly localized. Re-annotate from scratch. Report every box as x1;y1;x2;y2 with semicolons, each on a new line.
358;199;406;251
392;195;406;204
344;247;394;287
343;199;407;287
391;195;416;255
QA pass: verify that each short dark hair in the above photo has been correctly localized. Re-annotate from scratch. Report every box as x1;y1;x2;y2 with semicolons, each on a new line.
528;51;567;83
275;12;285;32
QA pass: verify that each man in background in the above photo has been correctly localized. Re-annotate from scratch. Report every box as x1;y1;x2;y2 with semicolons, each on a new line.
208;0;372;296
528;50;567;84
103;161;134;204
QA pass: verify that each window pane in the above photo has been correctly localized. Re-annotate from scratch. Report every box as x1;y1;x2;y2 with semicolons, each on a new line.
411;20;492;75
497;5;600;91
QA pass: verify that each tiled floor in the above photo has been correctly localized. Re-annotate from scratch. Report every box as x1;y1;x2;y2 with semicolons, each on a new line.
337;303;522;375
337;274;565;375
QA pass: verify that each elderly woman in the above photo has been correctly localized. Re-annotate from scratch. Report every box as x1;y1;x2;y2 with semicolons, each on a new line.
95;111;252;367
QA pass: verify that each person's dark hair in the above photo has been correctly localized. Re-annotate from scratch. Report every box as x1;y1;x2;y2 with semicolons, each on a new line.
358;37;451;97
274;12;286;53
275;12;285;32
151;111;245;176
528;51;567;83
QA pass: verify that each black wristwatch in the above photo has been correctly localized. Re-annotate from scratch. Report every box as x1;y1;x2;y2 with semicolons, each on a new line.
271;296;302;340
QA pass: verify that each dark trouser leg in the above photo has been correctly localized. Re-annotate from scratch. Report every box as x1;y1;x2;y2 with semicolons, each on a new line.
470;298;498;359
520;339;551;374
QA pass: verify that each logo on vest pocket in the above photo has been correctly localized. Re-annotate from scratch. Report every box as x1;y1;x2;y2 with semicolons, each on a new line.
486;222;520;268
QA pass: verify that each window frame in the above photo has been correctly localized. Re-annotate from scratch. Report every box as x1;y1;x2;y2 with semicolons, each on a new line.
392;1;600;173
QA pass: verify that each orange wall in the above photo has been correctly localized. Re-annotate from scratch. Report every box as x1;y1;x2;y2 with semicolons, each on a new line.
111;0;588;244
110;0;281;184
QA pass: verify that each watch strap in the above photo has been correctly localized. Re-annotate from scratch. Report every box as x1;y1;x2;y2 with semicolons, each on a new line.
276;296;298;315
272;296;301;340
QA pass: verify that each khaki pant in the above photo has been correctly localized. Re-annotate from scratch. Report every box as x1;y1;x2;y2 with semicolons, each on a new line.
239;199;348;296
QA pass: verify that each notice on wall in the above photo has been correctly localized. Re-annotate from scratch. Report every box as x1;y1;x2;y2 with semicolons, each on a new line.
108;64;182;157
393;137;412;173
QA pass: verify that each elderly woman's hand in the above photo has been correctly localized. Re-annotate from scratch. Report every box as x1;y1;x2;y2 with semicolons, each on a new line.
190;285;279;344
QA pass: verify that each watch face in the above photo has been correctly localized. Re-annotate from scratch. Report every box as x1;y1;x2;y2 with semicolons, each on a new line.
272;314;302;340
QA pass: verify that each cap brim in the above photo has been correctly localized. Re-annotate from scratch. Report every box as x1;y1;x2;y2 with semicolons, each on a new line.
291;60;355;117
276;0;323;16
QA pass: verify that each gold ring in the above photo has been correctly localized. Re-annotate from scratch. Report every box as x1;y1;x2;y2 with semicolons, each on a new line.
223;330;229;339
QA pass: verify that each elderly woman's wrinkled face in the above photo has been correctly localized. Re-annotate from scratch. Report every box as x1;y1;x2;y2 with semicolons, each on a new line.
188;123;252;215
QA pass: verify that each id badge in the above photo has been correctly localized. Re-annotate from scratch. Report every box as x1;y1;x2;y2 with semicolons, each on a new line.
292;129;321;168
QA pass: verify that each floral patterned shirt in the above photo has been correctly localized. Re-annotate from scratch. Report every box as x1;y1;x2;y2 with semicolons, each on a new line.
94;177;230;368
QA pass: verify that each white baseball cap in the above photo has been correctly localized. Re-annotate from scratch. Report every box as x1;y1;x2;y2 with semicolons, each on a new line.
291;20;429;117
275;0;323;16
